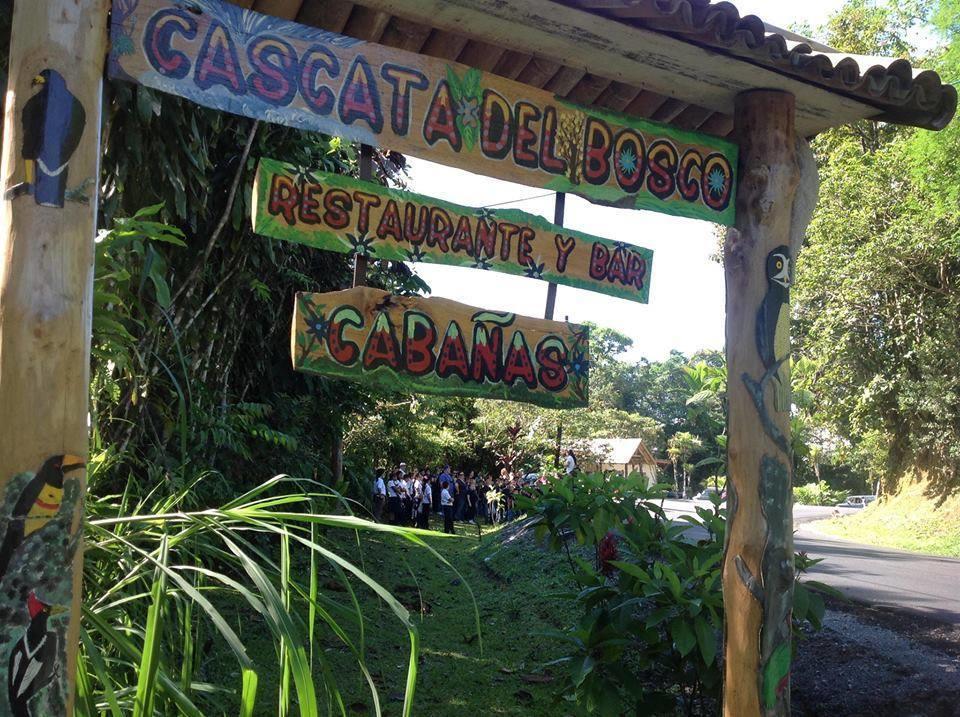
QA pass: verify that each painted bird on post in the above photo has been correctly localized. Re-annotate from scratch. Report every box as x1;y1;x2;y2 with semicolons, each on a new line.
0;454;84;581
7;592;65;717
5;69;86;208
756;246;792;413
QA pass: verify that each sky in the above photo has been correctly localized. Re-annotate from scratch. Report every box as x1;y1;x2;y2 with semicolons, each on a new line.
402;0;847;362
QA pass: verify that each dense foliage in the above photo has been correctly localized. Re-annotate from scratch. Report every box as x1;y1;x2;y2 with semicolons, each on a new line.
794;0;960;500
519;474;831;715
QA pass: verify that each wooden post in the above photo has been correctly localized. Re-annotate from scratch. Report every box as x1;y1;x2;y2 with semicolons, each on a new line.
722;90;800;717
0;0;108;714
544;192;564;320
352;144;374;288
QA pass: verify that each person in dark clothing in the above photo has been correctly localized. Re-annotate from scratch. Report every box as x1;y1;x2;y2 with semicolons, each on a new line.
430;471;441;514
453;471;467;520
440;481;455;534
465;478;478;522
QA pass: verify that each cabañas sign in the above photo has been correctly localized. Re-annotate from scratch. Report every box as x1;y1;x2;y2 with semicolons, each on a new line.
254;158;654;303
110;0;738;225
292;288;589;408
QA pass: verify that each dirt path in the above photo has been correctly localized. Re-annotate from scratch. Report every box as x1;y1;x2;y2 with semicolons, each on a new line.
793;598;960;716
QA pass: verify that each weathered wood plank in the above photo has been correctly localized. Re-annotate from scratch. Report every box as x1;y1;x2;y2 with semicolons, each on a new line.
420;29;471;61
292;287;591;408
0;0;109;714
344;0;880;135
297;0;354;32
343;5;391;41
378;16;433;53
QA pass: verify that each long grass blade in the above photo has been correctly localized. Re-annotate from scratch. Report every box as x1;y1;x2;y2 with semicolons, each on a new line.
133;533;168;717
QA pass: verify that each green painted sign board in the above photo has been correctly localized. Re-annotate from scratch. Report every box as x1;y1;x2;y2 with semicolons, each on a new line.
253;158;654;303
293;288;590;408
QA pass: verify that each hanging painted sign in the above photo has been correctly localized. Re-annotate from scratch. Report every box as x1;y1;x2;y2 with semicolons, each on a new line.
109;0;738;225
254;158;653;303
292;288;589;408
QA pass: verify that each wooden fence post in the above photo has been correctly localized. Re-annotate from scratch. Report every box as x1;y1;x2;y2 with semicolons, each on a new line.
722;90;800;717
0;1;108;714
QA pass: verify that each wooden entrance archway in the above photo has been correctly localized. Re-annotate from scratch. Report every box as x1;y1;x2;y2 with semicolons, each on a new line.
0;1;955;714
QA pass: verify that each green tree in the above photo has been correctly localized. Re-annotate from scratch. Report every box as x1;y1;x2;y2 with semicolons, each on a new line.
667;432;703;496
794;0;960;499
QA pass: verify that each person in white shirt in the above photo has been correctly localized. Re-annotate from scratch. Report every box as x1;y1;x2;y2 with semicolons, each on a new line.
564;449;577;475
440;480;454;534
387;472;402;524
372;471;387;522
418;475;433;530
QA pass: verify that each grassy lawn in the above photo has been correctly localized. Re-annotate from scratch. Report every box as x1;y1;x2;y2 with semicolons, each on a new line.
809;482;960;558
228;516;580;716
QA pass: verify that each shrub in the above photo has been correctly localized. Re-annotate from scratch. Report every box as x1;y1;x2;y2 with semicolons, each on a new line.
519;472;831;715
794;481;848;506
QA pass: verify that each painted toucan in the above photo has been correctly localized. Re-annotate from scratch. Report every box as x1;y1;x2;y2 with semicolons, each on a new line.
756;246;792;412
8;69;86;208
0;455;84;582
7;592;64;717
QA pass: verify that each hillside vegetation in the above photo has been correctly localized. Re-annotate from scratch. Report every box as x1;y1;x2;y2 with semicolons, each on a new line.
812;479;960;557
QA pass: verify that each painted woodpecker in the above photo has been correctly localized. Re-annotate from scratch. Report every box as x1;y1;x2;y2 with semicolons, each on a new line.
7;592;65;717
7;69;86;207
756;246;792;412
0;455;84;581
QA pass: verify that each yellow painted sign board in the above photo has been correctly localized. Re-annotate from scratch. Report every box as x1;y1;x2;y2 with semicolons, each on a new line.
292;288;589;408
110;0;738;225
254;158;653;303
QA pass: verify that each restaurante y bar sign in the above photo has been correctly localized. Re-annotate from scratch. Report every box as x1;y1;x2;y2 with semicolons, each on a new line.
254;158;654;303
110;0;739;225
293;288;590;408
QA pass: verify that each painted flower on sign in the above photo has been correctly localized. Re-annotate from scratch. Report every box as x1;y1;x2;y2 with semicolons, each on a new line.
456;97;480;128
475;207;498;222
569;351;589;379
707;167;728;198
406;245;428;263
523;260;546;280
305;313;330;341
347;231;375;257
446;66;482;151
471;256;493;271
617;147;638;177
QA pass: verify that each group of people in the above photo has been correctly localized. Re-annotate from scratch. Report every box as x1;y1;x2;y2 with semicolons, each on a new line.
371;463;524;534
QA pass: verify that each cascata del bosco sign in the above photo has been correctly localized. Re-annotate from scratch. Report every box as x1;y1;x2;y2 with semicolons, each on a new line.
110;0;738;225
293;288;590;409
254;159;654;304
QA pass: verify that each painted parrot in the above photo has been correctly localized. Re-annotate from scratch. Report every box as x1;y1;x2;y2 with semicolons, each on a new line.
10;69;86;208
7;592;64;717
756;246;792;412
0;455;84;582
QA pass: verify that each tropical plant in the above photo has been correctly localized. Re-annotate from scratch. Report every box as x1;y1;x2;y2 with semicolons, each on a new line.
667;433;703;497
520;473;830;716
79;460;477;716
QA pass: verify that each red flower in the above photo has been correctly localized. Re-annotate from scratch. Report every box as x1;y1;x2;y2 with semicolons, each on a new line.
598;532;619;576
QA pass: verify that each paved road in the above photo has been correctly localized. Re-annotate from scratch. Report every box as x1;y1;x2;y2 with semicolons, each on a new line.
660;499;960;623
